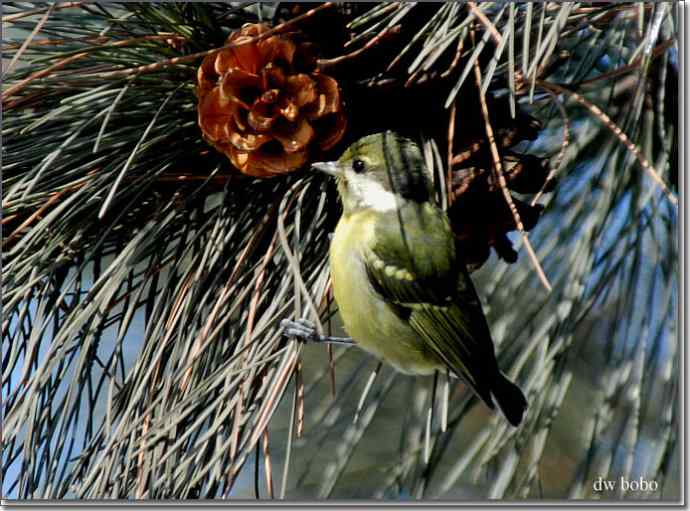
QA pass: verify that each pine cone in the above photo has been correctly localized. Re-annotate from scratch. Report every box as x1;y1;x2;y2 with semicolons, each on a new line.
447;100;553;270
197;23;347;178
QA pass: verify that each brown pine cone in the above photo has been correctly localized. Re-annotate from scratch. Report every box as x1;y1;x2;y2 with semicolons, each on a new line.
447;101;553;270
197;23;347;178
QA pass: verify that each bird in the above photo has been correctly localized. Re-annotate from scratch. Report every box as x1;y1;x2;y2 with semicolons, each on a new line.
286;131;527;426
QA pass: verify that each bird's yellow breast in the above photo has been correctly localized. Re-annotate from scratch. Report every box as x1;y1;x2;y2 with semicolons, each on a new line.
329;210;442;375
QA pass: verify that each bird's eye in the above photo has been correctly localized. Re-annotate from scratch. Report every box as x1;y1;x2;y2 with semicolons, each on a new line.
352;159;366;173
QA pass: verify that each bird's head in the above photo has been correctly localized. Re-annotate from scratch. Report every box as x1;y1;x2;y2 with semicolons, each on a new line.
312;131;432;214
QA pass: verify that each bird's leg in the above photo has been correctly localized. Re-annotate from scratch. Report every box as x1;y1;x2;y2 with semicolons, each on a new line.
280;318;355;346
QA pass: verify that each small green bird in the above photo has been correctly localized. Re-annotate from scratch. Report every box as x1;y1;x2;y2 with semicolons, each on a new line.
303;131;527;426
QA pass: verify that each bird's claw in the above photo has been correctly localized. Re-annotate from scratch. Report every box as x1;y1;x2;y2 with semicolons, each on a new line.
280;318;355;346
280;318;318;342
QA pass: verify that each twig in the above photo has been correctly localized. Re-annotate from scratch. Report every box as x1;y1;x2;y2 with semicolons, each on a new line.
2;35;190;104
1;214;19;225
295;359;305;439
538;80;677;207
3;3;335;97
3;50;90;103
460;5;675;210
450;140;483;167
531;87;570;206
2;4;54;78
466;2;533;93
472;31;552;292
103;2;335;79
3;35;107;49
440;33;466;79
446;101;457;207
3;189;68;247
3;33;185;49
2;1;83;22
467;2;501;46
317;26;399;70
576;38;675;87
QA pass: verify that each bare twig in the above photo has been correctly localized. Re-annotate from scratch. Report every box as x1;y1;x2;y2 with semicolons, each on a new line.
531;87;570;206
2;189;68;247
2;5;54;78
467;2;501;46
441;33;466;79
2;1;83;22
318;26;400;70
538;80;677;206
446;101;457;207
472;31;552;292
576;38;675;87
3;3;336;97
2;35;190;104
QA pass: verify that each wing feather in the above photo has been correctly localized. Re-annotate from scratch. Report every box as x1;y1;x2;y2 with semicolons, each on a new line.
365;203;499;406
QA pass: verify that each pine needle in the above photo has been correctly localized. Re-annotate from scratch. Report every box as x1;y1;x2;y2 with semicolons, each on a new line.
472;33;552;292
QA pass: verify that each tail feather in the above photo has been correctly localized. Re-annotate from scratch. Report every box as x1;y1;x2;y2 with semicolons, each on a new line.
492;372;527;427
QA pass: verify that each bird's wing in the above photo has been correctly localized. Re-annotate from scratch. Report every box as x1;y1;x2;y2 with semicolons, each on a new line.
365;203;498;405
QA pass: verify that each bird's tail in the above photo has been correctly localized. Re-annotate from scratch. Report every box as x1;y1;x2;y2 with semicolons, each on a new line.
492;372;527;427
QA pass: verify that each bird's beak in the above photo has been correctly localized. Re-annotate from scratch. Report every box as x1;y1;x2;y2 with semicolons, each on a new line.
311;161;343;178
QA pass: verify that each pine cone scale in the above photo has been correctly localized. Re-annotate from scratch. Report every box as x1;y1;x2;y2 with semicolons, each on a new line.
198;89;238;142
316;112;347;151
197;23;346;177
229;132;271;152
273;118;314;153
247;101;278;131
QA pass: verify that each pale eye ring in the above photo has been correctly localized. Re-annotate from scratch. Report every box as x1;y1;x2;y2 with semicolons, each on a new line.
352;159;366;173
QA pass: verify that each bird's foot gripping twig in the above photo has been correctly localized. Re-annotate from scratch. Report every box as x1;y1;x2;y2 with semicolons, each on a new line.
280;318;355;346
